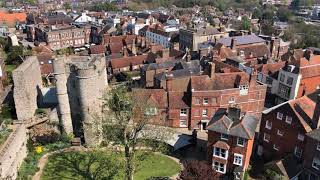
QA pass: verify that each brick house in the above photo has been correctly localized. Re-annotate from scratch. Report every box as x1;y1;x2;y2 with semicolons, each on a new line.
207;107;259;177
258;91;320;162
140;60;178;88
189;61;266;130
217;34;270;62
302;128;320;180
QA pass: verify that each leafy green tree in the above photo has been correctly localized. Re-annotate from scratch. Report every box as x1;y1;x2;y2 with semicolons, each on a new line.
277;7;293;22
101;86;171;180
63;2;72;10
241;16;251;30
90;2;119;12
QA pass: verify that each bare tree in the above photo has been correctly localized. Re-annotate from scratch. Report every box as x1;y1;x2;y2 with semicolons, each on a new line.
101;86;172;180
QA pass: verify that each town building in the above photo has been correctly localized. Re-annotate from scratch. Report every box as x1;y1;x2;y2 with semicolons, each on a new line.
258;91;320;161
33;24;91;50
274;54;320;104
217;34;270;62
179;26;228;52
189;61;266;130
207;107;259;177
145;26;177;48
303;128;320;180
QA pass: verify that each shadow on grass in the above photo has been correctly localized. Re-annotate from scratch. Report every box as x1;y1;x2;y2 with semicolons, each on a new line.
42;151;121;180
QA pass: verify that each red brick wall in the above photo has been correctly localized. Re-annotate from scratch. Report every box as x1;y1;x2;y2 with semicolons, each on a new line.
190;85;266;129
207;131;252;174
303;137;320;177
168;108;189;128
259;104;307;161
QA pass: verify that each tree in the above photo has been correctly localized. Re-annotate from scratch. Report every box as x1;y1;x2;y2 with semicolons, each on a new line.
90;2;119;12
63;2;72;10
101;86;171;180
241;16;251;30
277;7;293;22
179;160;219;180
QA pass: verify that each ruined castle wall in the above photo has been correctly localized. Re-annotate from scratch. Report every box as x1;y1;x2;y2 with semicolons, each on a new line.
13;56;42;121
0;124;27;179
53;56;73;134
76;55;107;146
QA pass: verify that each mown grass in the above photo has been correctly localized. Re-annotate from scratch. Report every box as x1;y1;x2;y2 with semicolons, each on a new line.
41;151;181;180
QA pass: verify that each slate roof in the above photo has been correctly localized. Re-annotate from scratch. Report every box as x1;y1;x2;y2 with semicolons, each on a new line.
141;60;179;71
218;34;266;47
206;108;258;139
154;67;201;81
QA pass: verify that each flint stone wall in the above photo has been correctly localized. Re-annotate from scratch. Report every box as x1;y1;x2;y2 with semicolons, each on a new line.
13;56;42;121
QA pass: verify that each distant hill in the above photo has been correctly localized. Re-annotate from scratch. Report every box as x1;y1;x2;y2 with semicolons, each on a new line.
127;0;260;11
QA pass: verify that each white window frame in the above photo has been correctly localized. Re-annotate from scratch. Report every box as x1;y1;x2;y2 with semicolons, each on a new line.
179;119;187;128
202;109;208;117
285;116;292;124
233;153;243;166
203;98;209;105
312;158;320;170
298;133;305;141
221;134;229;141
277;112;283;120
265;120;272;130
212;161;226;174
273;144;279;151
237;137;245;147
263;133;270;142
213;147;228;160
180;109;187;116
277;129;284;136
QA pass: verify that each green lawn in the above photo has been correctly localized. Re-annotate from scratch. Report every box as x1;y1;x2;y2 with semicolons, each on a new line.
41;151;181;180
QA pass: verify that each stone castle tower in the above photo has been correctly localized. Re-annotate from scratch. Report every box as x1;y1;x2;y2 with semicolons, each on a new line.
53;54;108;146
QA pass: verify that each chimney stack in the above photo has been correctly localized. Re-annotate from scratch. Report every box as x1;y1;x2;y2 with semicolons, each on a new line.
231;37;237;50
165;74;174;91
314;94;320;129
305;49;314;61
161;48;170;59
209;62;215;79
249;70;258;87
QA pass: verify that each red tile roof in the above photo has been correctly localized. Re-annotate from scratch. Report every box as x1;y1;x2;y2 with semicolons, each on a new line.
132;88;168;108
191;72;250;91
110;55;148;69
0;11;26;26
90;45;106;54
168;91;189;109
